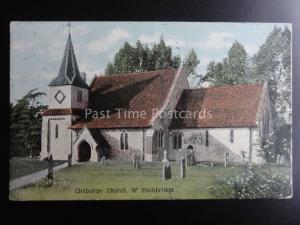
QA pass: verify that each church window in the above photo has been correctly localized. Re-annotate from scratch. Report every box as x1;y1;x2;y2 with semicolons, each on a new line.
55;124;58;138
173;133;182;149
158;129;164;148
230;129;234;143
125;132;128;150
120;131;128;150
205;130;209;147
77;90;82;102
173;135;178;149
178;133;182;149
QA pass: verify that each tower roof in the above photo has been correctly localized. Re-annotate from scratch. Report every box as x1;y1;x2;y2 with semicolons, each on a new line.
49;34;89;89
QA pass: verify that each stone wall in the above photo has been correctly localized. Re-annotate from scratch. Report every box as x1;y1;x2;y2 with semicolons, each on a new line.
101;129;145;161
149;67;189;161
48;85;88;109
169;127;263;164
40;115;74;160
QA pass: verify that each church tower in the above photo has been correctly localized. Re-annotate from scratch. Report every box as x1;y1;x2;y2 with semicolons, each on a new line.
40;32;89;160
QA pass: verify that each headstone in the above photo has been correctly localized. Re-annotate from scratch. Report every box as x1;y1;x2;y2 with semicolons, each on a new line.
276;154;281;164
187;149;195;166
179;149;186;178
224;152;229;167
211;161;214;167
162;163;172;180
100;156;106;165
162;150;171;181
133;154;138;168
162;150;168;164
47;153;53;181
280;155;286;165
241;151;246;165
68;154;72;167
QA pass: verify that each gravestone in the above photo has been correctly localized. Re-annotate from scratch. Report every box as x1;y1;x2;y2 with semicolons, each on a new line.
133;154;138;169
162;150;171;181
241;151;246;165
276;154;281;164
211;161;214;167
279;155;286;165
47;153;53;181
68;153;72;167
179;149;186;178
187;149;195;166
133;154;141;170
224;152;229;167
100;156;107;165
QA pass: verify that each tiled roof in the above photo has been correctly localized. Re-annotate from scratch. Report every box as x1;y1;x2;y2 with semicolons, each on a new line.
169;84;264;129
70;69;178;129
49;34;89;89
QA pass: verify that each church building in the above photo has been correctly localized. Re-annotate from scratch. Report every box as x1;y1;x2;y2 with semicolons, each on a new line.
40;34;272;164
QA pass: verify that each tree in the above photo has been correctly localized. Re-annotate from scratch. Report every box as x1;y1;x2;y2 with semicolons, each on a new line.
183;49;200;86
252;26;291;157
105;37;181;75
202;41;250;86
226;41;249;84
10;89;46;158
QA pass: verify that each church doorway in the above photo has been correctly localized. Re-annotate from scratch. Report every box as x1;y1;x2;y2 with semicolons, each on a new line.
78;141;91;162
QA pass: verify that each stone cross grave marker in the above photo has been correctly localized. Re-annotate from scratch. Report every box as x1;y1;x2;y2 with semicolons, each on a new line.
133;154;140;170
47;153;54;181
179;149;186;178
68;153;72;167
100;156;107;165
162;150;171;181
224;152;229;167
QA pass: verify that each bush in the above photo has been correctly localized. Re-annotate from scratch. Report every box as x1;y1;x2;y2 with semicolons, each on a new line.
208;166;291;199
35;177;70;189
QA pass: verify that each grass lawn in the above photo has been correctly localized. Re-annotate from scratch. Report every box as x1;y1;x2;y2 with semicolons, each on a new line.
10;157;66;179
9;161;291;201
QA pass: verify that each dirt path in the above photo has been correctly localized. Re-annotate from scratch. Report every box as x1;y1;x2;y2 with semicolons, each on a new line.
9;162;69;191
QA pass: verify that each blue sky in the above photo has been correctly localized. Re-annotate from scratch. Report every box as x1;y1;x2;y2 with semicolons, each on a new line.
10;22;291;104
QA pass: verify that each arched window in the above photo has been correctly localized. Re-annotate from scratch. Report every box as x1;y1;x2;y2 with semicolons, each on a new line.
120;132;124;150
55;124;58;138
77;90;82;102
178;133;182;149
230;129;234;143
173;135;178;149
120;131;128;150
125;132;128;150
205;130;209;147
159;129;163;148
173;133;182;149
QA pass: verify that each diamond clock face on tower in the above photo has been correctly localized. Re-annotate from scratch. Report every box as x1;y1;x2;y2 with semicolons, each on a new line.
54;90;66;104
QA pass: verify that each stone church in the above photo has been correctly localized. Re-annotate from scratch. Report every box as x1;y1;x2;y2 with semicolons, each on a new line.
40;34;272;164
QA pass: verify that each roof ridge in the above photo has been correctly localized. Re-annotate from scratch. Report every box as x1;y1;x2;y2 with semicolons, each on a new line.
96;68;178;78
182;83;264;91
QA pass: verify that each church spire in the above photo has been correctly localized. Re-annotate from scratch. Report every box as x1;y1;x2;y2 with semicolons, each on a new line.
49;28;89;89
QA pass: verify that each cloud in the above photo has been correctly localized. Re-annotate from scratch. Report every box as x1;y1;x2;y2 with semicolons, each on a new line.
139;32;186;48
165;38;186;48
70;24;90;36
11;40;34;51
139;32;160;44
39;73;56;81
87;28;130;52
193;32;235;49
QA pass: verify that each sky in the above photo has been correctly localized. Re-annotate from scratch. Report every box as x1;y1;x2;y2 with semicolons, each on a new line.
10;22;291;104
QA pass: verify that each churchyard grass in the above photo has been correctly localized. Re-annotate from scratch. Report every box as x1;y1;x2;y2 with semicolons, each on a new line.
9;161;290;200
10;157;66;179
